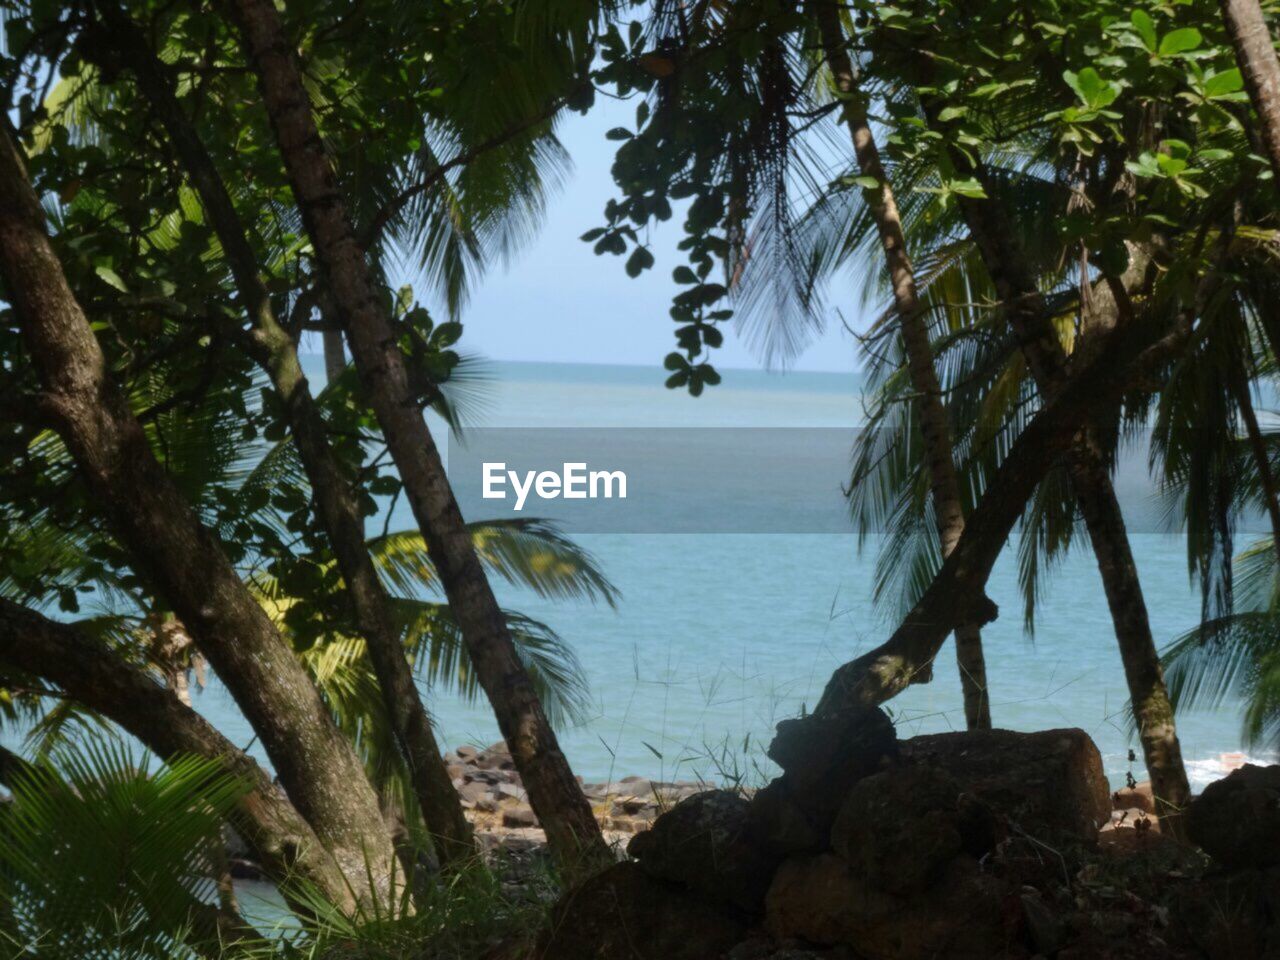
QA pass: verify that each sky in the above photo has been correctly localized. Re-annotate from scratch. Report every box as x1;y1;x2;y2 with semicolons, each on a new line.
450;93;866;375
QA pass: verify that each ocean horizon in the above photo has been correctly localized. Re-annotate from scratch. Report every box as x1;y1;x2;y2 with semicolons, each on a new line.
179;357;1273;792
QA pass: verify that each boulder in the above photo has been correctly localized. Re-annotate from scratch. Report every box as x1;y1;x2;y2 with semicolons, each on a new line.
763;706;897;836
629;789;780;914
503;805;539;829
829;764;998;894
539;861;745;960
900;727;1111;841
1175;866;1280;960
1188;764;1280;870
765;853;1019;960
746;779;827;857
727;939;858;960
1113;780;1155;814
476;741;516;771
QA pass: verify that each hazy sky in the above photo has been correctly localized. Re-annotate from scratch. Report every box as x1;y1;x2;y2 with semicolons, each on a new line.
452;94;866;374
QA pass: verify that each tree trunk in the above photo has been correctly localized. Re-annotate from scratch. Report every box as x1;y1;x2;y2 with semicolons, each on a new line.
0;126;398;899
1232;376;1280;558
1219;0;1280;182
815;2;990;728
0;597;352;907
225;0;609;874
323;328;347;383
946;160;1191;835
817;306;1194;712
107;10;475;867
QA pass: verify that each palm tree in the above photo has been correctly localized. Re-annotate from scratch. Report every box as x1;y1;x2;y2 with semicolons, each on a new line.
1217;0;1280;181
0;737;255;959
224;0;612;873
814;1;991;729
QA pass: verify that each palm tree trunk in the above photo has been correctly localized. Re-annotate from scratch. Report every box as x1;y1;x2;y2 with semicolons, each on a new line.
946;164;1191;836
1218;0;1280;182
323;328;347;383
0;127;399;900
0;598;353;908
817;308;1194;713
106;10;475;867
1231;376;1280;557
224;0;609;873
815;2;990;728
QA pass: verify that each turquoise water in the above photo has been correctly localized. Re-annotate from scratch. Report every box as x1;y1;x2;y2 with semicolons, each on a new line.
183;359;1270;792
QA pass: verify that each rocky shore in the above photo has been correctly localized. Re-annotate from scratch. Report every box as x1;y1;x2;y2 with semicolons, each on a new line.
443;741;714;863
524;715;1280;960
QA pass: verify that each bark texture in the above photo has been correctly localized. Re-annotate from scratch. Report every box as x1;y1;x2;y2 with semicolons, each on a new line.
950;162;1191;833
815;1;990;729
1219;0;1280;182
108;10;475;866
0;126;397;898
0;598;351;907
817;309;1193;715
224;0;609;872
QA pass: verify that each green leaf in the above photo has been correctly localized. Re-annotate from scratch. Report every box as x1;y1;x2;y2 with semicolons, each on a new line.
1064;67;1119;109
605;127;634;141
1158;27;1202;56
948;178;988;199
94;266;128;293
1131;10;1157;52
1203;68;1244;98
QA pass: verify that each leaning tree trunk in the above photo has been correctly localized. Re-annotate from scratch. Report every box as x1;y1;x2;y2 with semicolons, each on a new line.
815;1;990;729
817;303;1195;713
1218;0;1280;182
0;127;399;899
107;10;475;867
224;0;609;874
0;598;353;908
945;158;1191;836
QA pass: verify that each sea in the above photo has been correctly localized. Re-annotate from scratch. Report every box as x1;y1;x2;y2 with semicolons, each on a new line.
222;358;1277;792
11;358;1273;793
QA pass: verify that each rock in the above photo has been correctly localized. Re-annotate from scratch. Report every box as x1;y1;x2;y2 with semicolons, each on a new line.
496;782;527;801
628;789;780;914
746;779;827;857
1019;890;1065;956
765;853;1017;960
830;764;998;894
457;780;494;806
503;805;539;829
539;861;745;960
1100;807;1161;842
727;939;858;960
1175;866;1280;960
610;795;651;816
1188;764;1280;870
477;741;515;771
1113;780;1155;814
900;727;1111;841
763;706;897;836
